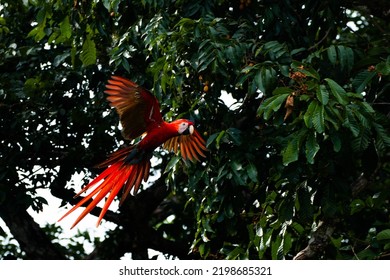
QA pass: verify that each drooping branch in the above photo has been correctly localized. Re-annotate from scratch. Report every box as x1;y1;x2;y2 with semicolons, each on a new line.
0;193;66;260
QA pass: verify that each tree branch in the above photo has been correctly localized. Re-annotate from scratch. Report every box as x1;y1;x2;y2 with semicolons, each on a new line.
293;220;335;260
308;28;332;51
0;193;66;259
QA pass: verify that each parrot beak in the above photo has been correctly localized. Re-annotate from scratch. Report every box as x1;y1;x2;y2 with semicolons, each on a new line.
182;124;194;135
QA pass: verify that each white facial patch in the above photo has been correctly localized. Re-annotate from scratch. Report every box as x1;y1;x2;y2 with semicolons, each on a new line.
178;122;189;134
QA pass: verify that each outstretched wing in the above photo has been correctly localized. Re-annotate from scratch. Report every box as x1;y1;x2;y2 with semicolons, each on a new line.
104;76;163;140
163;128;207;162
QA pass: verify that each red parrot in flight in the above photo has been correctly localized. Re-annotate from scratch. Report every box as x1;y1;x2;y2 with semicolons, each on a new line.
59;76;207;228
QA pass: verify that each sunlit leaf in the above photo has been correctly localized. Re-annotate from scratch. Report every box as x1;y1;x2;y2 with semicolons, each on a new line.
377;229;390;241
59;16;72;41
80;35;96;66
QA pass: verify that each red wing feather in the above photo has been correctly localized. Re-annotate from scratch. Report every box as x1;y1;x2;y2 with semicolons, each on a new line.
104;76;163;140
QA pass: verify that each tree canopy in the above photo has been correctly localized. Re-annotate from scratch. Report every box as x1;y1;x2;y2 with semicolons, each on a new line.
1;0;390;260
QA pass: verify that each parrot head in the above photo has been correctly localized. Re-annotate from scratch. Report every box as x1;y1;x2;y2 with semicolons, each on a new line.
172;119;195;135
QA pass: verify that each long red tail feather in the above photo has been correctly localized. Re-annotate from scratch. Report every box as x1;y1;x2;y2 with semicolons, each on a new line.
58;147;150;228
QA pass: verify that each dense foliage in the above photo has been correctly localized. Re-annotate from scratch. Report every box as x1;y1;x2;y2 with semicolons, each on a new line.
1;0;390;259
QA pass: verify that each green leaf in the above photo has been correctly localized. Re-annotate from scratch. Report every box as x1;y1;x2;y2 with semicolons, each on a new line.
53;52;70;67
80;35;97;66
376;61;390;75
206;132;219;148
271;235;282;260
350;199;365;215
226;245;245;260
304;100;316;128
283;232;292;256
325;104;344;130
59;16;72;40
352;70;377;93
305;133;320;164
359;101;375;114
27;8;48;42
226;128;242;146
282;129;308;166
291;222;305;235
272;86;294;96
312;101;325;133
344;107;360;137
263;41;289;61
278;198;295;222
231;161;245;185
164;155;180;173
283;138;299;166
254;66;277;94
351;130;371;152
198;243;210;258
215;130;226;149
353;109;370;129
316;85;329;105
337;45;354;72
197;43;215;72
373;122;390;153
330;133;342;152
27;23;46;42
374;123;390;146
121;57;131;72
313;105;325;134
327;45;337;65
257;93;290;120
246;163;258;182
325;78;348;105
377;229;390;241
291;47;306;56
356;248;377;259
296;187;314;222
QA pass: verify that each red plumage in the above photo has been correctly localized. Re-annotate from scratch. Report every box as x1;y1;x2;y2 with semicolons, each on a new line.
58;76;207;228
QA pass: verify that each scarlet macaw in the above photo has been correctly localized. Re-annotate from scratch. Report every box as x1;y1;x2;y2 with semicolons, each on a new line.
59;76;207;228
